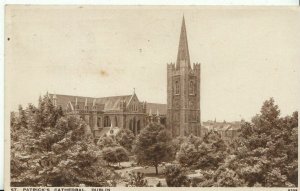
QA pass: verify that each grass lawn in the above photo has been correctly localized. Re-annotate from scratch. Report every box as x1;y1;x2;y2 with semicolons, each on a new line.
131;166;165;178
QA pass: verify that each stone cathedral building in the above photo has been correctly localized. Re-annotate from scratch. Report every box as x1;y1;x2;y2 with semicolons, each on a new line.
50;16;201;138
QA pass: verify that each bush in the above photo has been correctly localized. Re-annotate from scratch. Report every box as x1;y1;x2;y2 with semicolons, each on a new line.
127;172;148;187
164;165;189;187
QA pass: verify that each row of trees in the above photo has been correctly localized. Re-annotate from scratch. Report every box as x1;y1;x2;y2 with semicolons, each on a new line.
162;98;298;187
11;95;298;187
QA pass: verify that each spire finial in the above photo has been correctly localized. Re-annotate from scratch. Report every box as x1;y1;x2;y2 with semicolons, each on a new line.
176;15;191;69
133;88;135;94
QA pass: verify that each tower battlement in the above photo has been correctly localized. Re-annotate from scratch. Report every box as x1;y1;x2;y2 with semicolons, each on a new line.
167;63;176;70
193;63;201;70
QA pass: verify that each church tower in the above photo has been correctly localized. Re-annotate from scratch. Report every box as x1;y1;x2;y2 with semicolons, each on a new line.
167;16;201;137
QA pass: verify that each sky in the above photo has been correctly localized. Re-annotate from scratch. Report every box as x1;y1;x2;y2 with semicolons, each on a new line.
5;6;300;121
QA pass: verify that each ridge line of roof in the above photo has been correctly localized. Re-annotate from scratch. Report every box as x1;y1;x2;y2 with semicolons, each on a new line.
49;93;133;99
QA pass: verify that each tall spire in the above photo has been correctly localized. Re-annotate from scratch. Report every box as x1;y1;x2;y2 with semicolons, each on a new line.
176;15;191;69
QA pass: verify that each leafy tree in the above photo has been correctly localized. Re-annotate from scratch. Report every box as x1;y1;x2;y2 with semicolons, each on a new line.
102;146;129;166
97;135;119;150
164;165;189;187
115;146;129;165
176;139;199;167
127;172;148;187
18;105;27;128
198;98;298;187
171;136;187;155
177;132;226;170
11;94;115;186
115;128;135;152
102;147;118;166
196;131;227;170
133;122;173;175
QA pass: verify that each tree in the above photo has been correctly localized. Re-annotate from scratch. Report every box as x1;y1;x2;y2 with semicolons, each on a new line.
198;98;298;187
176;132;227;170
102;146;129;166
97;135;119;150
176;134;202;167
115;146;129;165
171;136;187;154
11;94;115;186
196;131;227;170
102;147;118;166
133;123;173;175
18;105;27;128
115;128;135;152
164;165;189;187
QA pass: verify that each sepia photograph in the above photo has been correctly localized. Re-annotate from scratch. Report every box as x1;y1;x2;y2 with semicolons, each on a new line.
5;5;299;188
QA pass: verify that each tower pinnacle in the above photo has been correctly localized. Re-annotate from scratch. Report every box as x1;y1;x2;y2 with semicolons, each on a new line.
176;15;191;69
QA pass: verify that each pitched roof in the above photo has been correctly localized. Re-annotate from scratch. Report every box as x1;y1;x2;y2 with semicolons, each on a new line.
49;94;132;111
49;94;98;109
146;103;167;115
97;95;132;111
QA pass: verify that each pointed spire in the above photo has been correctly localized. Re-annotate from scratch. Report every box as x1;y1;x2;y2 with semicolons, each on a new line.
176;15;191;69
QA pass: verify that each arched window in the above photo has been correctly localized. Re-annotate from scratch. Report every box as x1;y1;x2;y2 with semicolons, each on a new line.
104;116;111;127
115;116;118;127
175;81;180;94
129;119;133;132
189;81;195;94
133;117;136;136
137;120;141;134
97;117;101;127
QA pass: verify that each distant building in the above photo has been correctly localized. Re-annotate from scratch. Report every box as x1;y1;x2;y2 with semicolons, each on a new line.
202;120;241;142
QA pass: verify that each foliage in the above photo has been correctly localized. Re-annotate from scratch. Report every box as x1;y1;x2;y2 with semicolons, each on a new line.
133;122;173;175
97;135;119;150
11;94;115;187
177;132;227;170
115;128;135;152
102;146;129;166
164;165;189;187
197;98;298;187
126;172;148;187
171;136;187;155
196;131;227;170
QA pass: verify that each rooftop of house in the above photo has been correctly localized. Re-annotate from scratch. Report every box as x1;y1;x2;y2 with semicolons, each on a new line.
202;121;241;131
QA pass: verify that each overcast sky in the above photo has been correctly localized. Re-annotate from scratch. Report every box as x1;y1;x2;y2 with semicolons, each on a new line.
5;6;300;121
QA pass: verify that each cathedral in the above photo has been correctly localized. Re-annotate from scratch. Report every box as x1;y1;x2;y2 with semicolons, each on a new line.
50;16;201;138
